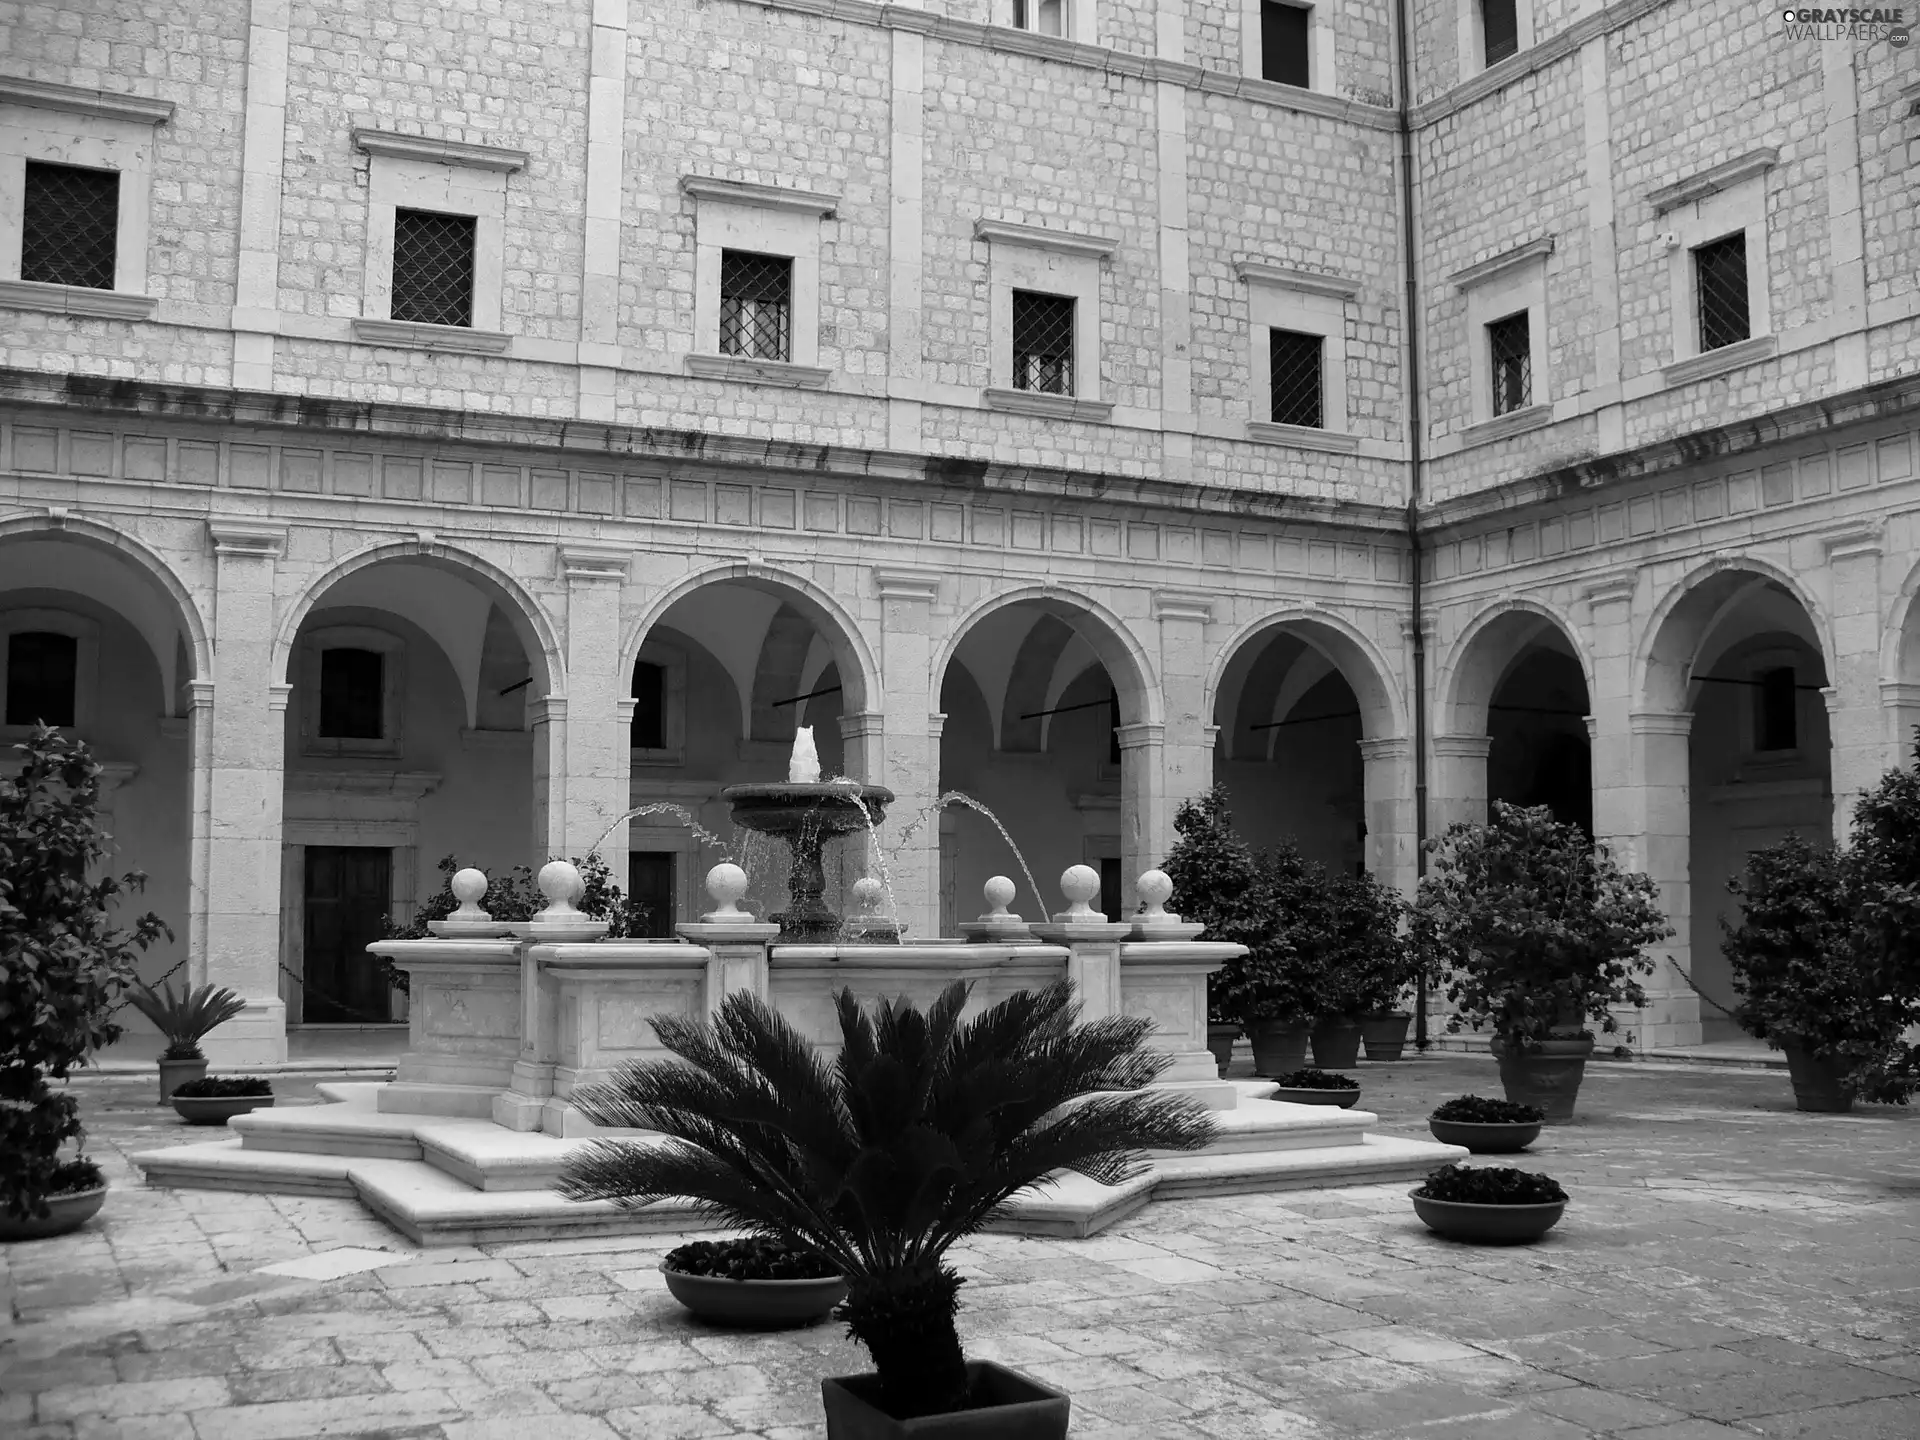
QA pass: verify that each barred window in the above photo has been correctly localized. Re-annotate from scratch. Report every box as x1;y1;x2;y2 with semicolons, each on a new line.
1012;290;1075;396
1487;310;1531;416
1268;329;1324;428
1011;0;1066;36
1694;233;1750;354
719;250;793;362
391;209;476;328
319;649;385;740
1482;0;1519;65
5;632;78;727
1261;2;1312;88
22;161;118;291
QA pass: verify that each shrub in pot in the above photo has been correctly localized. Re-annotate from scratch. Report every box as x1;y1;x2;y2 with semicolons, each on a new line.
1410;1162;1568;1243
126;980;246;1100
560;979;1214;1436
1318;870;1412;1064
1163;787;1276;1075
1411;802;1670;1122
1;727;168;1239
1269;1067;1362;1108
1428;1094;1544;1152
1239;838;1335;1075
659;1236;847;1328
170;1075;275;1125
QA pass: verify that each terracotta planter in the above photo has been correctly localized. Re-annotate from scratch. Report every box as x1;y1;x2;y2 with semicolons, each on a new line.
0;1185;107;1242
1270;1085;1360;1108
156;1057;207;1103
1246;1020;1310;1078
1205;1022;1241;1078
1491;1034;1594;1123
1360;1011;1412;1062
1427;1117;1541;1153
1309;1019;1363;1069
1410;1191;1566;1244
660;1264;847;1328
1782;1044;1853;1113
171;1095;275;1126
822;1360;1068;1439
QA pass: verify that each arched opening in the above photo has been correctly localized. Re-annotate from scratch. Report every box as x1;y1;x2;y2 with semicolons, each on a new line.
1449;610;1594;836
0;527;204;1056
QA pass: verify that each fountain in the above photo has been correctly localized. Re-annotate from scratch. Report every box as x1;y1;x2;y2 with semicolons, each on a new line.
721;725;894;943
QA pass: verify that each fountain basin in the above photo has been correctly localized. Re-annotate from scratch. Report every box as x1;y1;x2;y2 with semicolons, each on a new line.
722;781;895;943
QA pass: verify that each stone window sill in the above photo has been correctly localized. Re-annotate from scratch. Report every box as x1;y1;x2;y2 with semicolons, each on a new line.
351;318;511;355
0;279;157;321
1458;404;1554;447
1662;335;1778;388
685;354;832;388
1245;421;1361;454
982;387;1114;422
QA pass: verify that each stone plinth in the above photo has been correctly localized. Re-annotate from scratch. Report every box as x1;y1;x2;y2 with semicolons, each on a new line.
370;938;523;1117
1120;939;1243;1106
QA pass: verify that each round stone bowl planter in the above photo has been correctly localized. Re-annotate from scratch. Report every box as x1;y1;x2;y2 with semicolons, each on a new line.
1410;1191;1567;1244
171;1095;275;1126
822;1359;1069;1439
1427;1117;1543;1153
1270;1085;1361;1108
0;1185;108;1242
661;1263;847;1329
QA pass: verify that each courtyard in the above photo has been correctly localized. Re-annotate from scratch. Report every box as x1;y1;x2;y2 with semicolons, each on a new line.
5;1053;1917;1440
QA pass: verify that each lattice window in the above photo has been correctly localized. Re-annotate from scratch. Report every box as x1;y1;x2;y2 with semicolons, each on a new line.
1012;0;1067;35
319;649;385;740
1487;310;1531;416
390;209;476;328
1268;329;1324;428
21;161;118;291
1482;0;1519;65
5;632;78;727
719;250;793;361
1012;290;1075;395
1261;1;1312;87
1694;233;1750;353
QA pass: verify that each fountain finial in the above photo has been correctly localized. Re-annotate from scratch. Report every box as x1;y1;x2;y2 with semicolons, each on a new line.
526;860;610;941
1057;864;1105;922
1128;868;1205;940
788;725;821;783
428;866;512;936
703;862;751;920
958;874;1035;943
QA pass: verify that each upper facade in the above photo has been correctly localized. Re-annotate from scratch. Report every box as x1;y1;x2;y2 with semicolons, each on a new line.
0;0;1911;515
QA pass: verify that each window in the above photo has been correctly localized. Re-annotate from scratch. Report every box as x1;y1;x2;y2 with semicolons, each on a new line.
1756;667;1797;753
1694;233;1750;353
319;649;385;740
1012;290;1075;395
389;209;476;328
1487;311;1531;416
1012;0;1067;35
21;162;118;291
1482;0;1519;64
5;632;78;727
719;250;793;362
1268;330;1324;428
1261;2;1312;87
632;661;667;750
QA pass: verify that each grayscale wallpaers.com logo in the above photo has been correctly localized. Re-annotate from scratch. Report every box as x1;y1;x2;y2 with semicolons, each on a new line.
1779;6;1911;43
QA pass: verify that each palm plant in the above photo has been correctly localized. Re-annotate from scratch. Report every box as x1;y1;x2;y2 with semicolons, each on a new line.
125;980;246;1060
560;980;1215;1419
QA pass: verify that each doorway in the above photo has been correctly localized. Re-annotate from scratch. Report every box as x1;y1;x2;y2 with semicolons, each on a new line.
629;850;676;938
301;846;393;1022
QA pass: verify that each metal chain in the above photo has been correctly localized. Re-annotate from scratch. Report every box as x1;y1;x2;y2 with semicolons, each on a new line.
275;960;400;1025
109;956;188;1014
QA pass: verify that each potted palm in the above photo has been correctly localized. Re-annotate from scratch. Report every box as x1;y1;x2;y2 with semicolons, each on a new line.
1411;802;1670;1122
1;726;169;1240
126;980;247;1100
559;980;1214;1436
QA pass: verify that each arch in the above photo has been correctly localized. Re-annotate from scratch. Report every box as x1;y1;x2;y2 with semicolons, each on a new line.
1001;613;1078;751
1203;607;1404;742
0;514;212;706
1880;551;1920;686
930;584;1161;729
749;605;819;742
273;539;564;699
619;559;883;718
1437;597;1595;736
1635;556;1834;714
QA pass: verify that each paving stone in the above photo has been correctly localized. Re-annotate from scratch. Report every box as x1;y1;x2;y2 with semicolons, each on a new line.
1528;1385;1690;1429
226;1362;391;1404
37;1378;230;1421
183;1389;463;1440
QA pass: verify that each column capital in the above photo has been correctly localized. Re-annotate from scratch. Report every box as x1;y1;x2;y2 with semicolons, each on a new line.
926;710;947;740
1399;612;1436;644
1358;736;1412;761
1152;592;1213;624
839;709;884;741
187;678;216;710
267;681;293;713
529;695;568;726
208;521;286;558
1881;680;1920;704
559;544;630;582
873;568;941;604
1581;571;1638;610
1629;709;1693;737
1115;720;1165;751
1430;733;1492;759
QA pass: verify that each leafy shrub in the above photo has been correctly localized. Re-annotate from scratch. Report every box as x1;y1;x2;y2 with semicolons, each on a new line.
1431;1095;1544;1124
126;981;246;1061
1320;869;1413;1017
1273;1068;1360;1090
1416;1163;1566;1205
171;1076;273;1099
48;1158;103;1197
1;727;169;1220
664;1236;839;1281
1162;788;1280;1023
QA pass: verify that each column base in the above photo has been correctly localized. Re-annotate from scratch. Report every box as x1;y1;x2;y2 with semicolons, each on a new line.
202;998;288;1067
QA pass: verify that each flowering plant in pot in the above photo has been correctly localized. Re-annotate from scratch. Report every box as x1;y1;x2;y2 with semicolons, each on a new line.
1411;802;1671;1122
1269;1067;1362;1108
1;727;169;1239
1410;1162;1568;1243
559;979;1214;1436
659;1235;848;1328
170;1075;275;1125
1163;786;1279;1075
1427;1095;1544;1153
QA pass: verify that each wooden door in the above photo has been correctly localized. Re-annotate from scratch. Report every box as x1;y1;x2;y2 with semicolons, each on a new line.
302;846;393;1023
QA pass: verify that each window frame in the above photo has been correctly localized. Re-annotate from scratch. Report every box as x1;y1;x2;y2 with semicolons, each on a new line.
1451;240;1551;433
1655;155;1776;383
388;207;479;330
1238;262;1356;447
359;147;509;336
299;626;405;759
1006;0;1093;44
0;609;100;740
1486;309;1532;417
1242;0;1334;93
977;220;1113;417
683;177;834;386
1458;0;1533;76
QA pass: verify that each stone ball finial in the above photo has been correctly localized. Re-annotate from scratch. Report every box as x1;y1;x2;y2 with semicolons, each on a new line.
538;860;584;908
1136;869;1174;917
1060;863;1103;921
852;876;885;915
982;875;1016;917
450;867;490;918
705;862;750;918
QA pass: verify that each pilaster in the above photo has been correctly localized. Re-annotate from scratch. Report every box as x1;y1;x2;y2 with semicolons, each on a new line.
231;0;290;388
1625;709;1699;1048
1427;733;1491;835
1821;526;1884;838
558;545;633;873
873;567;942;938
1150;591;1214;872
1358;736;1416;895
577;0;629;421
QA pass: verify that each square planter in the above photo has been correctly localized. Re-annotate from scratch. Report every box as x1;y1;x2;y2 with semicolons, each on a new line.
822;1360;1068;1439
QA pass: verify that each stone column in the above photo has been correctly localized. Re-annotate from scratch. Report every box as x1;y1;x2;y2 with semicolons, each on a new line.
1152;592;1215;869
1821;526;1886;840
1581;573;1640;854
528;695;567;867
873;568;942;940
1427;734;1491;836
559;546;633;874
1116;722;1166;884
184;677;215;990
202;522;289;1065
1627;710;1699;1048
1359;737;1416;896
1884;682;1920;769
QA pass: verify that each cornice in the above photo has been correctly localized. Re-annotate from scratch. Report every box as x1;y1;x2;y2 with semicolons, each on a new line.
0;75;173;125
679;174;839;216
972;219;1117;258
981;387;1116;422
685;353;832;388
1449;238;1555;292
1648;148;1779;215
1232;261;1361;299
350;318;512;355
0;280;157;321
351;128;528;172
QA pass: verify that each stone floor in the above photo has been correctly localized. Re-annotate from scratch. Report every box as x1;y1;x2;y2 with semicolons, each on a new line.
4;1054;1918;1439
